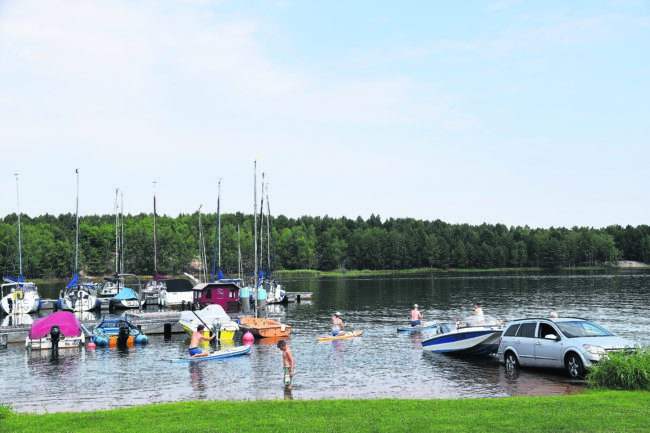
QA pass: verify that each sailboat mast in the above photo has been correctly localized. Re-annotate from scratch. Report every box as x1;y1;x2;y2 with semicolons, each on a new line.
14;173;22;278
258;174;265;275
198;205;207;283
253;160;258;316
74;169;79;275
265;185;272;275
120;191;124;275
114;189;119;276
211;179;221;283
153;182;158;278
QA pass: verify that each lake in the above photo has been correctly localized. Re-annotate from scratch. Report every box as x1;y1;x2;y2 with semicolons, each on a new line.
1;269;649;413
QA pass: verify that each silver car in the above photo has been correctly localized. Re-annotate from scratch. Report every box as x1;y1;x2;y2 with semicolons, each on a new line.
497;317;636;378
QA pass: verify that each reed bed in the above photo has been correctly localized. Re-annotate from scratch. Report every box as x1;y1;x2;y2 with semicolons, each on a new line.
588;348;650;390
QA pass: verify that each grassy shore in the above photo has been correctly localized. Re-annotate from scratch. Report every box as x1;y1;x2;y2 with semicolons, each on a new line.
3;391;650;432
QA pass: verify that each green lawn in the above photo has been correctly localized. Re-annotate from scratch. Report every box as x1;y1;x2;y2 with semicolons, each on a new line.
3;391;650;432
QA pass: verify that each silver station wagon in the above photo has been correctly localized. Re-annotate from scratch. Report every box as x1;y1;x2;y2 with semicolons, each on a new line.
497;317;636;378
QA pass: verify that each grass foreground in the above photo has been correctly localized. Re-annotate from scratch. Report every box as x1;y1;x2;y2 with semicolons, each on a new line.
3;391;650;433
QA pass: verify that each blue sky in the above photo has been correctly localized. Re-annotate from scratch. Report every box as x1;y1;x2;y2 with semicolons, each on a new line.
1;0;648;228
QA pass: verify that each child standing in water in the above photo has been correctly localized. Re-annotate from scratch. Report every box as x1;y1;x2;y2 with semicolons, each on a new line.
277;339;294;391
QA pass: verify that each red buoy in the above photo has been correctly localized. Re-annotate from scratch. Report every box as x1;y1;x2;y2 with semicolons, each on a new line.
87;342;96;350
242;331;254;344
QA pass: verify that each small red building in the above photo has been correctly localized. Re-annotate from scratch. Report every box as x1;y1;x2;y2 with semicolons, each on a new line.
191;281;241;313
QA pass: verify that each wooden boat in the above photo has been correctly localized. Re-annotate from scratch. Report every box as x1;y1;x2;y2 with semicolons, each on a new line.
397;321;438;332
316;330;363;342
239;317;291;338
168;344;251;363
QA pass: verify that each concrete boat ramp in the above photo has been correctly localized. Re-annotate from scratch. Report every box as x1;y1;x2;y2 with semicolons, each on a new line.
0;310;184;345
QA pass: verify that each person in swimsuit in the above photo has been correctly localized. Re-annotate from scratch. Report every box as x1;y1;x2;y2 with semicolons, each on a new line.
188;324;215;357
410;304;423;327
331;312;347;336
277;339;294;391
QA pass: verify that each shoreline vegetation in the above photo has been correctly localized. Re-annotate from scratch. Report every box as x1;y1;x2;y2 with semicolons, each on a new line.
3;391;650;432
29;262;650;285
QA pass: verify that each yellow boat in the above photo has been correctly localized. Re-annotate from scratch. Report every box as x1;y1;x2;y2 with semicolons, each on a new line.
316;330;363;342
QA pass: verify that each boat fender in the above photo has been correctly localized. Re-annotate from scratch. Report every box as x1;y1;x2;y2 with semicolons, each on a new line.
281;324;286;331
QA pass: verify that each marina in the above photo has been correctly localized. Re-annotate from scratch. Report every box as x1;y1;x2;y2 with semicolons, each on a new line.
1;270;649;414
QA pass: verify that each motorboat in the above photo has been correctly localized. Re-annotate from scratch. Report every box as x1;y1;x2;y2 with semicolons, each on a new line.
92;315;148;347
142;279;167;306
165;278;195;307
421;315;504;355
178;304;240;342
239;317;291;339
108;287;143;310
26;311;85;350
1;279;41;314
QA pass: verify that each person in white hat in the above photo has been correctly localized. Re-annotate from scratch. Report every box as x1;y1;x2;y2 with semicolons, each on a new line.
331;311;347;336
410;304;424;327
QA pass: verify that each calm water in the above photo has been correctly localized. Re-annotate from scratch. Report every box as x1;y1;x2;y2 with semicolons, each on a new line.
2;270;650;413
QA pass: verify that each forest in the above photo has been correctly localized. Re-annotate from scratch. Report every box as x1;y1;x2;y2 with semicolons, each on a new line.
1;211;650;280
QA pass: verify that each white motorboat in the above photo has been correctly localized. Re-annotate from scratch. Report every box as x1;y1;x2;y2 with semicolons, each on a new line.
421;315;504;355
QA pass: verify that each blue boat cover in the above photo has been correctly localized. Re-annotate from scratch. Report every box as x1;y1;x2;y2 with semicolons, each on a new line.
112;287;139;300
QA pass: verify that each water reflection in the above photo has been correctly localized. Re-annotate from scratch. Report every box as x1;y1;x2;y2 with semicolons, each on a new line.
2;270;650;413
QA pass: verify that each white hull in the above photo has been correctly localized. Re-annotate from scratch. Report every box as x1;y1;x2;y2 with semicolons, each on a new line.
1;290;40;314
60;289;99;312
26;334;85;350
165;291;194;306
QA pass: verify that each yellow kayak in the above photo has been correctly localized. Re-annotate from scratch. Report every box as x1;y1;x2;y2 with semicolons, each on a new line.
316;330;363;342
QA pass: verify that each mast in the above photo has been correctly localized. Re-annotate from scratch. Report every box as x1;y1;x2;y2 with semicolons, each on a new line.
120;191;124;276
74;169;79;277
198;205;208;283
153;181;158;278
114;188;119;276
253;160;258;316
258;174;265;277
265;184;272;277
211;179;221;283
14;173;22;279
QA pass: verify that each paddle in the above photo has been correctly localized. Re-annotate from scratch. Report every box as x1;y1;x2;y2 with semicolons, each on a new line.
191;310;215;339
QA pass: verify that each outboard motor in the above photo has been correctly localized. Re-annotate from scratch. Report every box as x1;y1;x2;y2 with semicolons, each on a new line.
50;325;61;353
117;323;130;347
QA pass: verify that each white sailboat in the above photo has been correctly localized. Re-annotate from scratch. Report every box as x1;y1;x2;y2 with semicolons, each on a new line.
59;169;100;312
143;182;167;306
1;174;41;315
99;189;121;299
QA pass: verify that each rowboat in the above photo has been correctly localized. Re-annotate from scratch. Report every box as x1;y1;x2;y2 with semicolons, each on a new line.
316;330;363;342
397;321;437;332
239;317;291;338
168;344;251;363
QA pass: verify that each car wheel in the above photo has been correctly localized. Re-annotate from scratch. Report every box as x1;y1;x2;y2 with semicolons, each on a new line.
505;352;519;372
566;353;585;379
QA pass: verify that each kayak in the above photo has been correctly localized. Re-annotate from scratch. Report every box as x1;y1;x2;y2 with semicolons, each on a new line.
316;330;363;342
169;344;251;363
397;321;437;332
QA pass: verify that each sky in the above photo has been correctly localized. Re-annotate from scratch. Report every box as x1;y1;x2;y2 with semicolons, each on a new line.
1;0;648;229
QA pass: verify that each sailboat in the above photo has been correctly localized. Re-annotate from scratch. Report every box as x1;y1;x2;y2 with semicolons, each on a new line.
59;169;100;312
237;163;291;339
143;182;167;306
98;189;121;302
1;173;41;315
259;180;287;305
190;180;242;314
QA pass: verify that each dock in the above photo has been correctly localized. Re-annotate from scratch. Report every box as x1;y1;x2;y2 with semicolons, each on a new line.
0;310;184;345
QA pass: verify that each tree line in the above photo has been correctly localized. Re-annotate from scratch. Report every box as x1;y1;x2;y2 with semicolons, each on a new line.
1;212;650;280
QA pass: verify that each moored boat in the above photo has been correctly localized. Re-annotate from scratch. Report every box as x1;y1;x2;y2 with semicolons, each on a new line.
239;317;291;339
178;304;239;342
108;287;142;310
92;315;148;347
26;311;85;350
421;315;504;355
1;280;41;315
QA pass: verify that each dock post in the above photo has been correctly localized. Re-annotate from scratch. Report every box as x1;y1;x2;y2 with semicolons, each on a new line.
164;323;172;340
0;333;7;348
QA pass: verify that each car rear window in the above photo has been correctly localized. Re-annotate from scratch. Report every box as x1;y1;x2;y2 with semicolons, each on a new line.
504;324;520;336
516;322;537;338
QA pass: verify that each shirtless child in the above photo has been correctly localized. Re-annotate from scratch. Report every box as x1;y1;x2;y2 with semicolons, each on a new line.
276;339;294;391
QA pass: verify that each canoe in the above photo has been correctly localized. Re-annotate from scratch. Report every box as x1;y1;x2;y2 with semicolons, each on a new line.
316;330;363;342
396;321;437;332
169;344;251;363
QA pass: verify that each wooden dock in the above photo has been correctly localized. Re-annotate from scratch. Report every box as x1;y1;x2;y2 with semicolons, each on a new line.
0;310;185;345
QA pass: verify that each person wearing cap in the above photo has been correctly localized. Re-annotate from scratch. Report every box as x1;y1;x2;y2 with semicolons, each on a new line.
331;312;347;336
188;324;215;357
410;304;423;327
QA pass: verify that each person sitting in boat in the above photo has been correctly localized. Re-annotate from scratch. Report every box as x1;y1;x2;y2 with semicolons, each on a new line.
188;324;215;357
331;312;347;336
410;304;423;327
